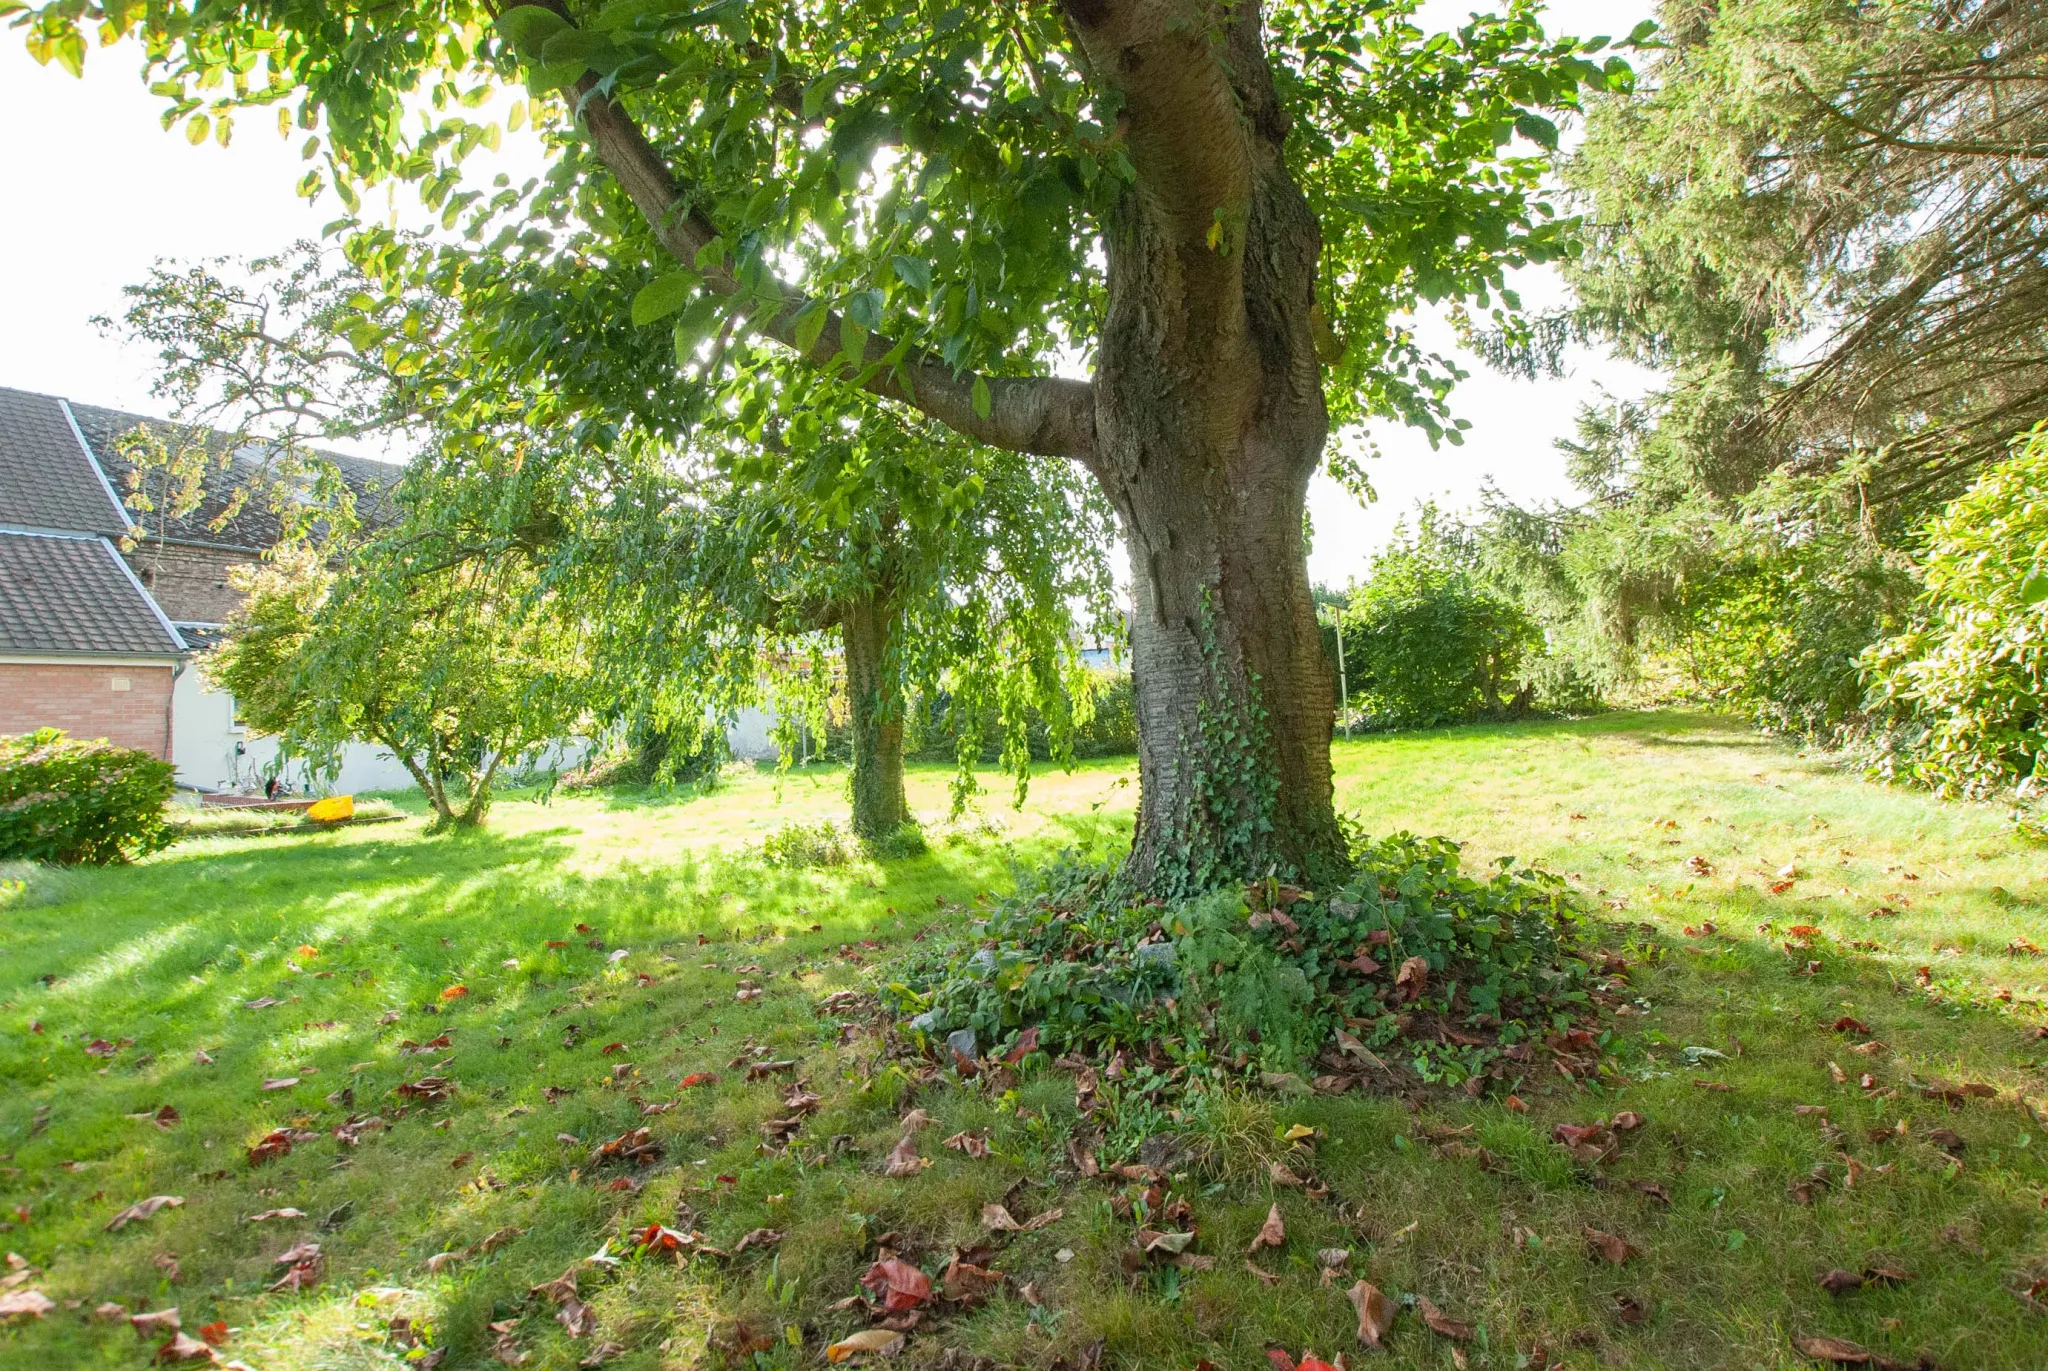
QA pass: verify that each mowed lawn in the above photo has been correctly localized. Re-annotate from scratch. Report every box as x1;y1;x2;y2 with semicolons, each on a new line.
2;712;2045;1370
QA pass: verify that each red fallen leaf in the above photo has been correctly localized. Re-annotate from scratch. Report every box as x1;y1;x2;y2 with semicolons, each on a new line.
396;1075;454;1102
1505;1094;1529;1113
1348;1280;1397;1347
197;1322;229;1347
576;923;593;933
1003;1026;1040;1063
1768;880;1795;895
679;1072;717;1089
1265;1350;1296;1371
1295;1358;1339;1371
1831;1017;1871;1035
248;1129;295;1166
439;985;468;1000
1584;1227;1639;1264
1417;1297;1475;1341
600;1043;627;1056
546;940;569;949
632;1224;691;1253
860;1257;932;1312
85;1039;119;1058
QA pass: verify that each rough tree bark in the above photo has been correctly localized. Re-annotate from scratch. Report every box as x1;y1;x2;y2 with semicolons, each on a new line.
569;0;1346;891
1062;1;1345;892
838;589;911;843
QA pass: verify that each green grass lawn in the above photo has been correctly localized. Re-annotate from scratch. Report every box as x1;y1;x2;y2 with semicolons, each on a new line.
3;713;2045;1370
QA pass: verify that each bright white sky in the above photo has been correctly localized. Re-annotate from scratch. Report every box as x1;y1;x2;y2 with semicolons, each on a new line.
0;0;1658;591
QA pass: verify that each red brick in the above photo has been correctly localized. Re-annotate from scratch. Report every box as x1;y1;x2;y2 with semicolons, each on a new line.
0;662;176;757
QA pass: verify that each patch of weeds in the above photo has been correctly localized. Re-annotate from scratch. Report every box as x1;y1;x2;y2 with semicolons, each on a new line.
758;819;861;868
889;832;1597;1093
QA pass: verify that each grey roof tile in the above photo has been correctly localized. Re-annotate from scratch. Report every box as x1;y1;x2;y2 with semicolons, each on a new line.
0;387;129;534
68;400;399;552
0;531;183;657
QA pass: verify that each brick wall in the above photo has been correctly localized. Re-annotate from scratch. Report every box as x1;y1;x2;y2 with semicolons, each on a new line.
124;542;253;624
0;661;176;757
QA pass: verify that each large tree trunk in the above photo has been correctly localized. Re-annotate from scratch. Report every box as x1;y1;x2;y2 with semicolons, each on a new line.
840;590;912;842
1067;1;1347;893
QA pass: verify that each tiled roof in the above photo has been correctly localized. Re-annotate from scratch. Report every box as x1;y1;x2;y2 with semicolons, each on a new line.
0;531;184;657
67;399;399;552
0;387;129;535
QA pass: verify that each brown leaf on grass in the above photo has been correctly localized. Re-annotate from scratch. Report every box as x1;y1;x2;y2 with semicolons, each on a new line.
106;1196;184;1232
1242;1259;1280;1286
1614;1294;1648;1324
825;1330;905;1363
591;1128;663;1166
941;1259;1004;1303
556;1298;597;1339
1066;1138;1099;1177
0;1290;54;1320
883;1132;929;1178
1394;957;1429;1001
943;1131;991;1159
247;1129;294;1167
1417;1297;1475;1341
131;1309;182;1337
1269;1160;1306;1188
196;1321;228;1347
1791;1334;1891;1365
1138;1228;1196;1256
733;1229;784;1253
1248;1203;1285;1253
247;1209;306;1222
1551;1123;1617;1166
1611;1110;1646;1132
860;1257;932;1312
1347;1280;1396;1347
1584;1228;1639;1264
1820;1270;1866;1294
396;1075;454;1102
260;1078;300;1091
154;1331;216;1363
1632;1181;1673;1206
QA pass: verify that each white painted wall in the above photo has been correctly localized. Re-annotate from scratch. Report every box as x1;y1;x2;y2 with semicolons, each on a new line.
170;665;594;796
724;706;779;762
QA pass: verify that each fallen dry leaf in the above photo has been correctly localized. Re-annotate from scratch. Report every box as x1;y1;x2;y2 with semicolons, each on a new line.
1248;1202;1286;1253
106;1196;184;1232
825;1329;905;1363
1417;1297;1475;1341
131;1308;182;1337
196;1321;229;1347
0;1289;54;1320
1584;1227;1639;1265
1347;1280;1396;1347
860;1257;932;1312
154;1331;216;1363
942;1131;990;1159
882;1132;928;1177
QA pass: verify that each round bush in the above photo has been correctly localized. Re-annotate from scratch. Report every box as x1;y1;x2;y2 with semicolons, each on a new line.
0;729;177;865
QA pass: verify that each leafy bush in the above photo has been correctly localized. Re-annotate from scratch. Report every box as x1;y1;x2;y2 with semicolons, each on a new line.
756;819;859;869
889;832;1594;1088
0;730;176;865
1862;427;2048;798
1341;539;1542;730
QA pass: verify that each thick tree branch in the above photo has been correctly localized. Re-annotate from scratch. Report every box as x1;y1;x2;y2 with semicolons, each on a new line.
522;35;1098;463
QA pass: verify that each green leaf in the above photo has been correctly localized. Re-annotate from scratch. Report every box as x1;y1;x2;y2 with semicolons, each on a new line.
836;316;869;367
2021;574;2048;606
971;376;992;420
891;255;932;294
1514;113;1558;150
631;270;698;327
495;5;571;56
792;301;829;355
541;28;621;70
671;293;726;362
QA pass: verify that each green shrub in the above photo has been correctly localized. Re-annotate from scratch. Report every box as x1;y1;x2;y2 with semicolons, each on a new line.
889;831;1593;1088
1342;541;1542;730
1862;426;2048;798
756;819;859;868
0;730;176;865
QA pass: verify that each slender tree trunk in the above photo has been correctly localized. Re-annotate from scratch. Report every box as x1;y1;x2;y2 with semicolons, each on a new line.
457;750;505;828
1067;1;1346;894
839;590;911;843
382;732;455;825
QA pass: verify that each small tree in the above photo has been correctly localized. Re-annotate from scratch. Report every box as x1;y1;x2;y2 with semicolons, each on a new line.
1342;522;1541;730
207;544;588;827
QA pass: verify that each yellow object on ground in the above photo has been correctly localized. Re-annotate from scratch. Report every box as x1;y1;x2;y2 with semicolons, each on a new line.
306;795;354;823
